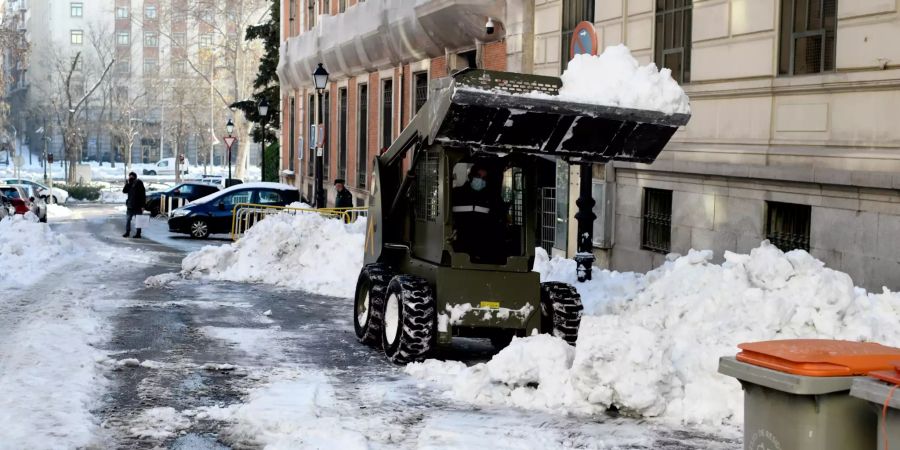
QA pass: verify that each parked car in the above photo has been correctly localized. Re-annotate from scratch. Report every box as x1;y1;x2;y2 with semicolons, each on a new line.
0;184;46;222
142;157;191;176
168;182;300;238
146;182;220;217
2;178;69;204
11;184;48;223
0;194;11;220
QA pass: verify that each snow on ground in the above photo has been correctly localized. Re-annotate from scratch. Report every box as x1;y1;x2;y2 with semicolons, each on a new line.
408;242;900;430
558;45;691;115
46;203;78;220
181;212;366;297
0;213;160;449
0;214;80;288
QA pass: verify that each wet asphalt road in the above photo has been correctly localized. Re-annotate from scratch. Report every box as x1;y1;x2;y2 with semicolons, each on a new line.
64;205;739;450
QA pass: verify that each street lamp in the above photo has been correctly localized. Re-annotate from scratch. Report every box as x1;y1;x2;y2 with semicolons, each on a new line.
226;118;234;182
313;63;329;208
258;98;270;182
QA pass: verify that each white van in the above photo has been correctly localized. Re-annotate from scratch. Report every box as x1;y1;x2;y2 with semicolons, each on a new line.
143;157;191;176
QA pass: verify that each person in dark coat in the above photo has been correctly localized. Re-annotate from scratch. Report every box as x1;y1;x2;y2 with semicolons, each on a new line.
451;163;506;262
334;179;353;208
122;171;146;238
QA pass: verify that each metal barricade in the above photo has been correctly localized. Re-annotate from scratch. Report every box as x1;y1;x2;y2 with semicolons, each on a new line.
230;203;369;240
158;195;187;218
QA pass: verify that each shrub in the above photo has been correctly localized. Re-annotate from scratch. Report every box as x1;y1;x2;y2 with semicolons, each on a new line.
56;184;102;201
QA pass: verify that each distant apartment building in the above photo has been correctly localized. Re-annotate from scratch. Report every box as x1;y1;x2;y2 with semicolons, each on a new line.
1;0;29;158
278;0;900;290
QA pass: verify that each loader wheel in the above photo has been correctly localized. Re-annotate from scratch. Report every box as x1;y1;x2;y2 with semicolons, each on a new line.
382;275;436;364
540;282;583;346
353;263;393;348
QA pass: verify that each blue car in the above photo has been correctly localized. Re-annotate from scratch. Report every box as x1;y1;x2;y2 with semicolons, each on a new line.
168;182;300;238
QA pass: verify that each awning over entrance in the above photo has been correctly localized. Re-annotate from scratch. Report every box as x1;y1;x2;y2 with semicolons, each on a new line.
277;0;506;90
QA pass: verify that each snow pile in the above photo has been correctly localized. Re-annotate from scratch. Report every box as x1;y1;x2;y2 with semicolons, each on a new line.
557;45;690;115
181;212;366;297
46;203;76;219
533;247;644;315
128;407;192;439
408;242;900;428
0;215;80;288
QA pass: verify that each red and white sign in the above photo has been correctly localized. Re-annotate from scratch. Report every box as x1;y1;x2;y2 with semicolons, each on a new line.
223;136;237;150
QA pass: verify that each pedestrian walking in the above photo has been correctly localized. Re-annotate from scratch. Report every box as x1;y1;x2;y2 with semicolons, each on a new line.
122;171;146;238
334;179;354;222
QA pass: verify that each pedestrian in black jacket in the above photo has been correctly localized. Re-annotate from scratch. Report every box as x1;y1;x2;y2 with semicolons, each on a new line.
334;179;353;208
122;172;146;238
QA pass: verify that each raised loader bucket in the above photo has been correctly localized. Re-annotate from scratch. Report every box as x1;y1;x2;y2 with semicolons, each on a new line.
430;69;690;164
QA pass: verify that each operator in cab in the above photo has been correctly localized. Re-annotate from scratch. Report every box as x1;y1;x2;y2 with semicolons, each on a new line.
451;163;505;262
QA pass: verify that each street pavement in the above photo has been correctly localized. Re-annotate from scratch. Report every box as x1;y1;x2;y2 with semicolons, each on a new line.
43;205;739;449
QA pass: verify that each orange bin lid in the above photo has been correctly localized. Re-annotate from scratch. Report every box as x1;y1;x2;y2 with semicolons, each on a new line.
736;339;900;377
869;362;900;385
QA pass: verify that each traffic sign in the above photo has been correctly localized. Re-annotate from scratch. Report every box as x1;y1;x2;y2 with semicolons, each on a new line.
570;21;598;57
223;136;237;150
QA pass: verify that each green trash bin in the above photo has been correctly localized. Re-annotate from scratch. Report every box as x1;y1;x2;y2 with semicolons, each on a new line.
718;339;900;450
850;375;900;450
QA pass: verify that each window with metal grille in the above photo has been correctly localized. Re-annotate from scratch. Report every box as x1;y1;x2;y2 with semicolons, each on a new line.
381;79;393;150
307;94;315;176
357;83;368;188
308;0;316;29
779;0;837;75
502;168;524;226
414;72;428;113
415;151;439;222
289;97;295;171
654;0;692;84
641;188;672;253
560;0;595;71
766;201;811;252
338;87;347;180
540;187;557;255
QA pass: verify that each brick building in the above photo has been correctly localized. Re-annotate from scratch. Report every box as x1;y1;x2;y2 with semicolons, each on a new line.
279;0;900;291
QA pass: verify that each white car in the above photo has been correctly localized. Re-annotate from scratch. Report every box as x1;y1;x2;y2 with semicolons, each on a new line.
2;178;69;204
142;157;191;176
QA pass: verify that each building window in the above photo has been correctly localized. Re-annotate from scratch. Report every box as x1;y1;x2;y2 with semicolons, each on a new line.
145;5;157;19
144;32;158;47
324;0;331;15
172;33;186;47
413;71;428;113
116;60;130;75
199;34;213;47
143;59;158;74
655;0;692;83
116;31;129;46
357;83;368;188
308;0;316;29
641;188;672;253
339;0;346;13
308;94;315;176
338;87;348;181
70;30;84;45
561;0;595;70
116;6;129;18
71;2;83;17
172;59;187;74
381;79;393;150
289;97;296;172
766;201;811;252
779;0;837;75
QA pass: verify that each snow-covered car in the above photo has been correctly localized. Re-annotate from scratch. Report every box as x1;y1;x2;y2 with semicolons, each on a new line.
0;184;45;222
10;184;47;222
142;157;191;176
2;178;69;204
168;182;299;238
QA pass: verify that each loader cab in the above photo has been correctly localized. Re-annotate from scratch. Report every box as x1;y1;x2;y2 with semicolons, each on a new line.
408;148;543;271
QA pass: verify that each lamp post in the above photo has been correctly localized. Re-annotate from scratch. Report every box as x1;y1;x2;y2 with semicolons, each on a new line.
226;118;234;182
313;63;329;208
258;98;269;182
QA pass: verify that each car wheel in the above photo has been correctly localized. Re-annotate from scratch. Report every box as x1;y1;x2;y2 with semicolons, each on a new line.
539;282;583;346
147;170;157;176
190;219;210;239
51;196;59;204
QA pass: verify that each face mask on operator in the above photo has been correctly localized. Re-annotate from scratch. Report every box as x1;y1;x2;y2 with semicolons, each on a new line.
470;177;486;192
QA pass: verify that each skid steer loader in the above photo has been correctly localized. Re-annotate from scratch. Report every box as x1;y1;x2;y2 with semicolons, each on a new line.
354;68;690;363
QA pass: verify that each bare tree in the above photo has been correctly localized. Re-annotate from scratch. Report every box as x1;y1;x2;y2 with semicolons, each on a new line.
59;52;115;183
